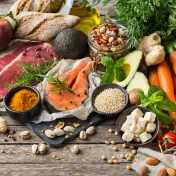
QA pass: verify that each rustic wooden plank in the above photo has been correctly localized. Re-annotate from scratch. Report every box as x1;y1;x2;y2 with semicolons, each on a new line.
0;144;135;164
0;0;115;15
0;163;138;176
0;125;124;144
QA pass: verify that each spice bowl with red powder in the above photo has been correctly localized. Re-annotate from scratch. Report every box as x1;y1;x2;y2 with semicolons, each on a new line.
4;86;41;122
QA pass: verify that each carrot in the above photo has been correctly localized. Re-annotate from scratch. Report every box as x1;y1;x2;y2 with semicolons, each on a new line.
157;60;175;102
172;72;176;92
148;68;160;87
170;51;176;74
157;60;176;120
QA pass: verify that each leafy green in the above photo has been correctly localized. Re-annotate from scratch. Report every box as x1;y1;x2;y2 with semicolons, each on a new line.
140;85;176;125
100;56;126;84
103;0;176;48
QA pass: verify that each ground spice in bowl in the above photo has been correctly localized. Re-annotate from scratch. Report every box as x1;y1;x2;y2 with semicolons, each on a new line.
94;88;126;113
8;89;38;112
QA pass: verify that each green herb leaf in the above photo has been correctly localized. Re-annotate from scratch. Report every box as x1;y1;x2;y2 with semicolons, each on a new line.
101;56;114;67
140;91;151;107
101;68;114;84
148;86;165;97
115;67;126;81
150;104;175;125
157;99;176;112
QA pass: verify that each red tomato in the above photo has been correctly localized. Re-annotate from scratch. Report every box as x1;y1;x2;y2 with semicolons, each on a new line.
162;133;176;149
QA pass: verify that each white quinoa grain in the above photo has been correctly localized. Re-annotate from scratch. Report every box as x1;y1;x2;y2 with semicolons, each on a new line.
94;88;125;113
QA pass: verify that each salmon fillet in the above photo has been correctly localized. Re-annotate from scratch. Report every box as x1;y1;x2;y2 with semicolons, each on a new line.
45;59;93;111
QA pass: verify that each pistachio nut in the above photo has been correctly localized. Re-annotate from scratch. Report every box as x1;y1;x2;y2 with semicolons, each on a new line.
54;128;64;137
86;126;95;135
32;144;38;154
63;126;75;133
80;130;87;140
38;143;47;154
71;144;79;154
0;117;7;133
45;129;55;139
20;130;31;139
55;122;64;129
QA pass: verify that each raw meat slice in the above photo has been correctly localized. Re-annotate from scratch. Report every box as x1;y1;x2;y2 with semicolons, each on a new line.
0;43;59;99
0;44;35;72
45;60;93;111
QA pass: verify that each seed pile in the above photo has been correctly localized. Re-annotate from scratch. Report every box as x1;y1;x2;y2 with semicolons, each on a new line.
94;88;125;113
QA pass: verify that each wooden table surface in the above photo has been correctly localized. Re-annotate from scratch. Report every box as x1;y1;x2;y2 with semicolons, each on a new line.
0;1;138;176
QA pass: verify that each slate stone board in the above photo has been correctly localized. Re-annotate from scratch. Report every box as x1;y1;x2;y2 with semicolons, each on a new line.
26;112;105;148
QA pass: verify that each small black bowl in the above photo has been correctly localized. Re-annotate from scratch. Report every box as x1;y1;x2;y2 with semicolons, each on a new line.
91;83;129;116
116;106;160;147
4;86;41;123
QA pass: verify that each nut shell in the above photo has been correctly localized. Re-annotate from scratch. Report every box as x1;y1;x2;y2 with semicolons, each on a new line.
45;129;55;139
86;126;95;135
63;126;75;133
54;128;64;137
38;143;47;154
20;130;31;139
80;131;87;140
71;144;79;154
32;144;38;154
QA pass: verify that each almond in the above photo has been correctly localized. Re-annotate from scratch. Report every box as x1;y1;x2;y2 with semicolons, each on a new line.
157;168;167;176
140;166;148;176
166;168;176;176
146;157;160;166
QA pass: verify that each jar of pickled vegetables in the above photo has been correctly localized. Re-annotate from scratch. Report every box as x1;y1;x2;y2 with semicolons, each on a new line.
88;23;128;72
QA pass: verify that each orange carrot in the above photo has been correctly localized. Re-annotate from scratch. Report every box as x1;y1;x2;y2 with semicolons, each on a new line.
149;68;160;87
157;60;176;120
172;72;176;93
157;60;175;102
170;51;176;74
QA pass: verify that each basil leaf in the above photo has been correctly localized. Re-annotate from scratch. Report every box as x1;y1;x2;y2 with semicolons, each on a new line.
150;104;175;125
115;67;126;81
101;68;114;84
116;57;125;67
148;86;165;97
101;56;114;67
140;91;151;107
157;99;176;112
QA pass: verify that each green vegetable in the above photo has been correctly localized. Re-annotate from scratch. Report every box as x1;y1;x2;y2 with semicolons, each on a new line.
104;0;176;48
6;60;59;89
140;86;176;125
100;56;126;84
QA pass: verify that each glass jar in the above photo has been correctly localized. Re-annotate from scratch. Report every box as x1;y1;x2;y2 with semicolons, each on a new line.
88;23;128;72
105;8;119;24
69;0;101;35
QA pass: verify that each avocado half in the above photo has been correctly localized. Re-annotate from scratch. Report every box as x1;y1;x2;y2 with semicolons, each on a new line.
54;29;88;60
113;50;143;87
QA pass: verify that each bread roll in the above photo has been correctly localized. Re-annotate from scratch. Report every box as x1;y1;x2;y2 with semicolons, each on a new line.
13;12;81;42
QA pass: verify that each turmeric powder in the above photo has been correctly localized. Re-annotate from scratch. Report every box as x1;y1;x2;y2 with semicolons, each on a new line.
9;89;38;111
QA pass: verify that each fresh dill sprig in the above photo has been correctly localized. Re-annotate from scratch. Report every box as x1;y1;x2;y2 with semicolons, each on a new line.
6;60;59;89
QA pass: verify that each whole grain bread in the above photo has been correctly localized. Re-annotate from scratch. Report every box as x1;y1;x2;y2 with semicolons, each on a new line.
13;12;81;42
10;0;51;16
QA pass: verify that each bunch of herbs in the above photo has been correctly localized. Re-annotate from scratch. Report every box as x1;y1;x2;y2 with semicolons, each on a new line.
103;0;176;48
140;86;176;125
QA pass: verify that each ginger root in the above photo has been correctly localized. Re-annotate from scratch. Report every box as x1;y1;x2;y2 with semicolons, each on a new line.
0;117;7;133
137;33;165;66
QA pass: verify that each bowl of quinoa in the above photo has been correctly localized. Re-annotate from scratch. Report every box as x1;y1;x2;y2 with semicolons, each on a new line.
91;83;128;116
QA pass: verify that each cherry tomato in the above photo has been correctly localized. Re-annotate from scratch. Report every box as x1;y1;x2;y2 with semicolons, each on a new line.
162;133;176;149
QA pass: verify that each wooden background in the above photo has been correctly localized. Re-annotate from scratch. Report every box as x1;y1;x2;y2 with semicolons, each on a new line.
0;1;138;175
